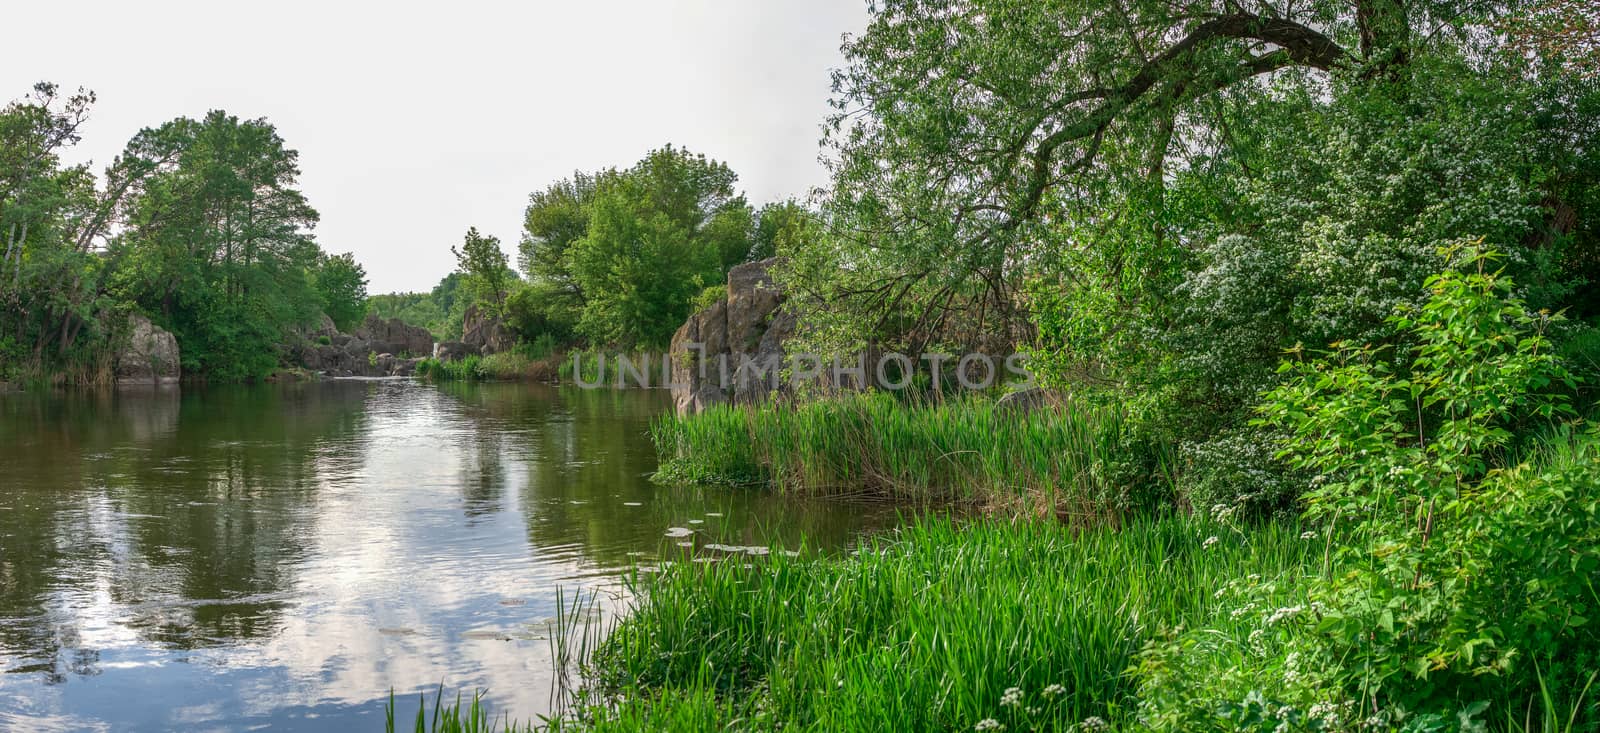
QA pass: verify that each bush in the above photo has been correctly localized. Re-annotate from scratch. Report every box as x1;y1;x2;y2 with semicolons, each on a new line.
1136;246;1600;730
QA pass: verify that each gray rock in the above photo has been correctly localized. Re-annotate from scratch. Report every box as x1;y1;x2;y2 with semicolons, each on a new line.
114;314;181;386
435;341;479;362
461;304;514;355
669;258;797;414
354;315;433;357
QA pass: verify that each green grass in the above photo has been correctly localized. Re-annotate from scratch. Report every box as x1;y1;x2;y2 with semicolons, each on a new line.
567;517;1319;731
652;391;1175;515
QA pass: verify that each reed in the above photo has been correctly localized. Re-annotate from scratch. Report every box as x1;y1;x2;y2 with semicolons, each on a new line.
577;517;1319;730
652;391;1176;515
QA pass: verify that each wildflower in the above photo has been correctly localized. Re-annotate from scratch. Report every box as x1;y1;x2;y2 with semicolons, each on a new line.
1026;707;1040;716
1000;686;1023;707
975;719;1005;731
1041;683;1066;697
1300;530;1317;540
1202;535;1220;550
1080;717;1109;732
1266;605;1304;625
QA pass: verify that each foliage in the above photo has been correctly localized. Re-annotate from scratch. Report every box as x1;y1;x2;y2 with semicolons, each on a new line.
313;251;368;331
687;284;725;313
564;146;748;346
367;273;467;341
515;146;809;349
110;109;329;381
504;280;580;344
452;226;513;319
1134;248;1600;730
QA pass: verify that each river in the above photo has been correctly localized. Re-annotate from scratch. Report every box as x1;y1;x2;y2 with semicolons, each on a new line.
0;380;897;731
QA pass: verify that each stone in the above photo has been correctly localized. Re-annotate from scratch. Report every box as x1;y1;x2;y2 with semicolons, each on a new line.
114;314;181;386
435;341;479;362
461;304;514;355
354;314;433;357
669;257;795;414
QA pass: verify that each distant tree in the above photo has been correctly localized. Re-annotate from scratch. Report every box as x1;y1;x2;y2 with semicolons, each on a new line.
313;252;368;331
452;226;511;317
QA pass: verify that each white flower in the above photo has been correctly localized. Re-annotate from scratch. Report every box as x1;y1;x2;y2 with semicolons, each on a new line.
1042;683;1066;697
1202;535;1220;550
1300;530;1317;540
1080;717;1109;732
1267;605;1305;625
1000;686;1023;707
975;719;1006;731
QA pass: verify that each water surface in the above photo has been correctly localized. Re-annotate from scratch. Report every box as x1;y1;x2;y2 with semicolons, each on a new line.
0;380;897;731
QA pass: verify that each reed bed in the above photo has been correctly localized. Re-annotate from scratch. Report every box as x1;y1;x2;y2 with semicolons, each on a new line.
651;392;1176;515
574;517;1319;731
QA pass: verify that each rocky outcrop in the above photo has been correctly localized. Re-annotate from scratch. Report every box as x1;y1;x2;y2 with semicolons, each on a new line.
669;257;796;414
461;304;514;355
115;314;181;386
292;313;432;377
355;314;433;357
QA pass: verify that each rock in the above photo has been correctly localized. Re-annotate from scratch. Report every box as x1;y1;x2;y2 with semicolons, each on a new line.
354;315;432;357
114;314;181;386
669;258;794;414
435;341;479;362
461;304;514;355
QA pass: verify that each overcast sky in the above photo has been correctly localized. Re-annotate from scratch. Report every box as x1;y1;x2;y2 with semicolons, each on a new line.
2;0;869;293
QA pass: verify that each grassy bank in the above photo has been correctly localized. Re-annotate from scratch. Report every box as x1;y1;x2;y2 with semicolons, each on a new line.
651;392;1173;515
416;351;562;383
562;518;1320;731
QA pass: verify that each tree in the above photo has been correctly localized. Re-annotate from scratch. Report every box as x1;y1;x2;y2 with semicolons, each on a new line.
114;110;325;379
452;226;511;317
519;171;603;303
313;252;368;331
564;145;749;346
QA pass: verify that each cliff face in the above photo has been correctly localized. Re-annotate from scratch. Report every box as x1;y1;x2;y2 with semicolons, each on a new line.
668;257;795;414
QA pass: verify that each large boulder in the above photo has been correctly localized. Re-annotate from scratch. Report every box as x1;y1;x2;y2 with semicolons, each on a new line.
115;314;181;386
461;304;514;355
669;258;795;414
354;314;433;357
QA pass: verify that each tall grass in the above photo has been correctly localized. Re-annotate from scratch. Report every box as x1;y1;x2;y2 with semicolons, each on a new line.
573;517;1320;731
652;391;1176;515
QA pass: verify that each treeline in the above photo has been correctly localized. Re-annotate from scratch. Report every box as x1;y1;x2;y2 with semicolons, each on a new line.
0;84;367;383
377;145;817;350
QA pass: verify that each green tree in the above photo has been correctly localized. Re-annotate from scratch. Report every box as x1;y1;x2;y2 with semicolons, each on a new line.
312;252;368;331
565;145;748;346
114;110;324;380
519;171;603;304
451;226;511;318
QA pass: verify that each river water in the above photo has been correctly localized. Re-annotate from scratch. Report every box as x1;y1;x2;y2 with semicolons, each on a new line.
0;380;897;731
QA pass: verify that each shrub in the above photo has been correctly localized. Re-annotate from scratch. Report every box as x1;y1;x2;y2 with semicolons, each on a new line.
1136;246;1600;730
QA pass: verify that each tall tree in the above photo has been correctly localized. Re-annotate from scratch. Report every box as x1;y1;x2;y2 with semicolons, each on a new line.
114;110;323;379
452;226;511;317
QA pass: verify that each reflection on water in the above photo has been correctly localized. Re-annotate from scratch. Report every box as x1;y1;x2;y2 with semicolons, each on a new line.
0;381;898;731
